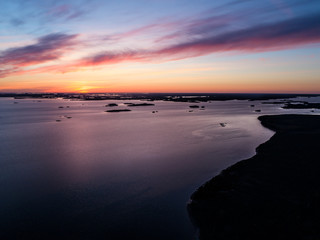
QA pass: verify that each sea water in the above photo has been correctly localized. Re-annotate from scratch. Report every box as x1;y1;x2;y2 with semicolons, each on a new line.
0;97;317;239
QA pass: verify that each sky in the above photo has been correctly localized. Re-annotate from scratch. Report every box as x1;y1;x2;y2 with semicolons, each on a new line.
0;0;319;93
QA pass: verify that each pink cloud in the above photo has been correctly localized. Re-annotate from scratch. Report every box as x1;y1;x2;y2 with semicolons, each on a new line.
1;13;320;78
75;13;320;67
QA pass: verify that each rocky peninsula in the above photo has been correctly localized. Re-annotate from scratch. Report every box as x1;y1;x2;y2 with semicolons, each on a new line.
188;114;320;240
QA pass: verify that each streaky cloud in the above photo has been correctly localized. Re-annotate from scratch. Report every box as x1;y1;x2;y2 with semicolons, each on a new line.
10;18;24;26
78;13;320;66
156;13;320;57
0;67;18;78
0;33;78;67
47;4;85;21
1;12;320;77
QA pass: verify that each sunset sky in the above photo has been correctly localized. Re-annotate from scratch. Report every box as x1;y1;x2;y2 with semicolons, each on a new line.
0;0;319;93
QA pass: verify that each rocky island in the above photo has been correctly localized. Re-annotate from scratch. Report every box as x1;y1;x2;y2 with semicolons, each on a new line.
188;114;320;240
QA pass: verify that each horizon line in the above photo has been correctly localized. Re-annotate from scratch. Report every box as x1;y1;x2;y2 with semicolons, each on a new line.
1;92;319;95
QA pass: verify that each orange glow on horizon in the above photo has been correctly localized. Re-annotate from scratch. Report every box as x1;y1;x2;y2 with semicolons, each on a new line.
1;59;319;94
1;81;319;94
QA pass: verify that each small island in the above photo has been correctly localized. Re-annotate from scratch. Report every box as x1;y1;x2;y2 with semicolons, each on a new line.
105;103;118;107
126;103;155;107
105;109;131;112
188;114;320;240
189;105;200;108
219;123;227;127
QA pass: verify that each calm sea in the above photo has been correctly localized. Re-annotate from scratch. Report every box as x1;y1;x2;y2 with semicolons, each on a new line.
0;97;317;239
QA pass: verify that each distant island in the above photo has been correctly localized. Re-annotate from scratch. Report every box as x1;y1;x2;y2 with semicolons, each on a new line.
1;93;319;102
105;109;131;112
189;105;200;108
188;114;320;240
105;103;118;107
125;103;155;106
262;100;320;110
282;102;320;109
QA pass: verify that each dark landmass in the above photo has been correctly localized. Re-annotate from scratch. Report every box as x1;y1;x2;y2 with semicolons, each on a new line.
105;103;118;107
188;114;320;240
283;102;320;109
105;109;131;112
261;101;320;110
126;103;155;107
262;101;290;104
1;93;319;102
189;105;200;108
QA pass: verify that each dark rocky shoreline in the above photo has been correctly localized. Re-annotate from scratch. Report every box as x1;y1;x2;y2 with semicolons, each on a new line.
188;114;320;240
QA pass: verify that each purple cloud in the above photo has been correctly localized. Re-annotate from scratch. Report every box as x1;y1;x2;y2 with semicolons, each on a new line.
0;33;78;67
77;13;320;66
1;11;320;77
155;13;320;57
